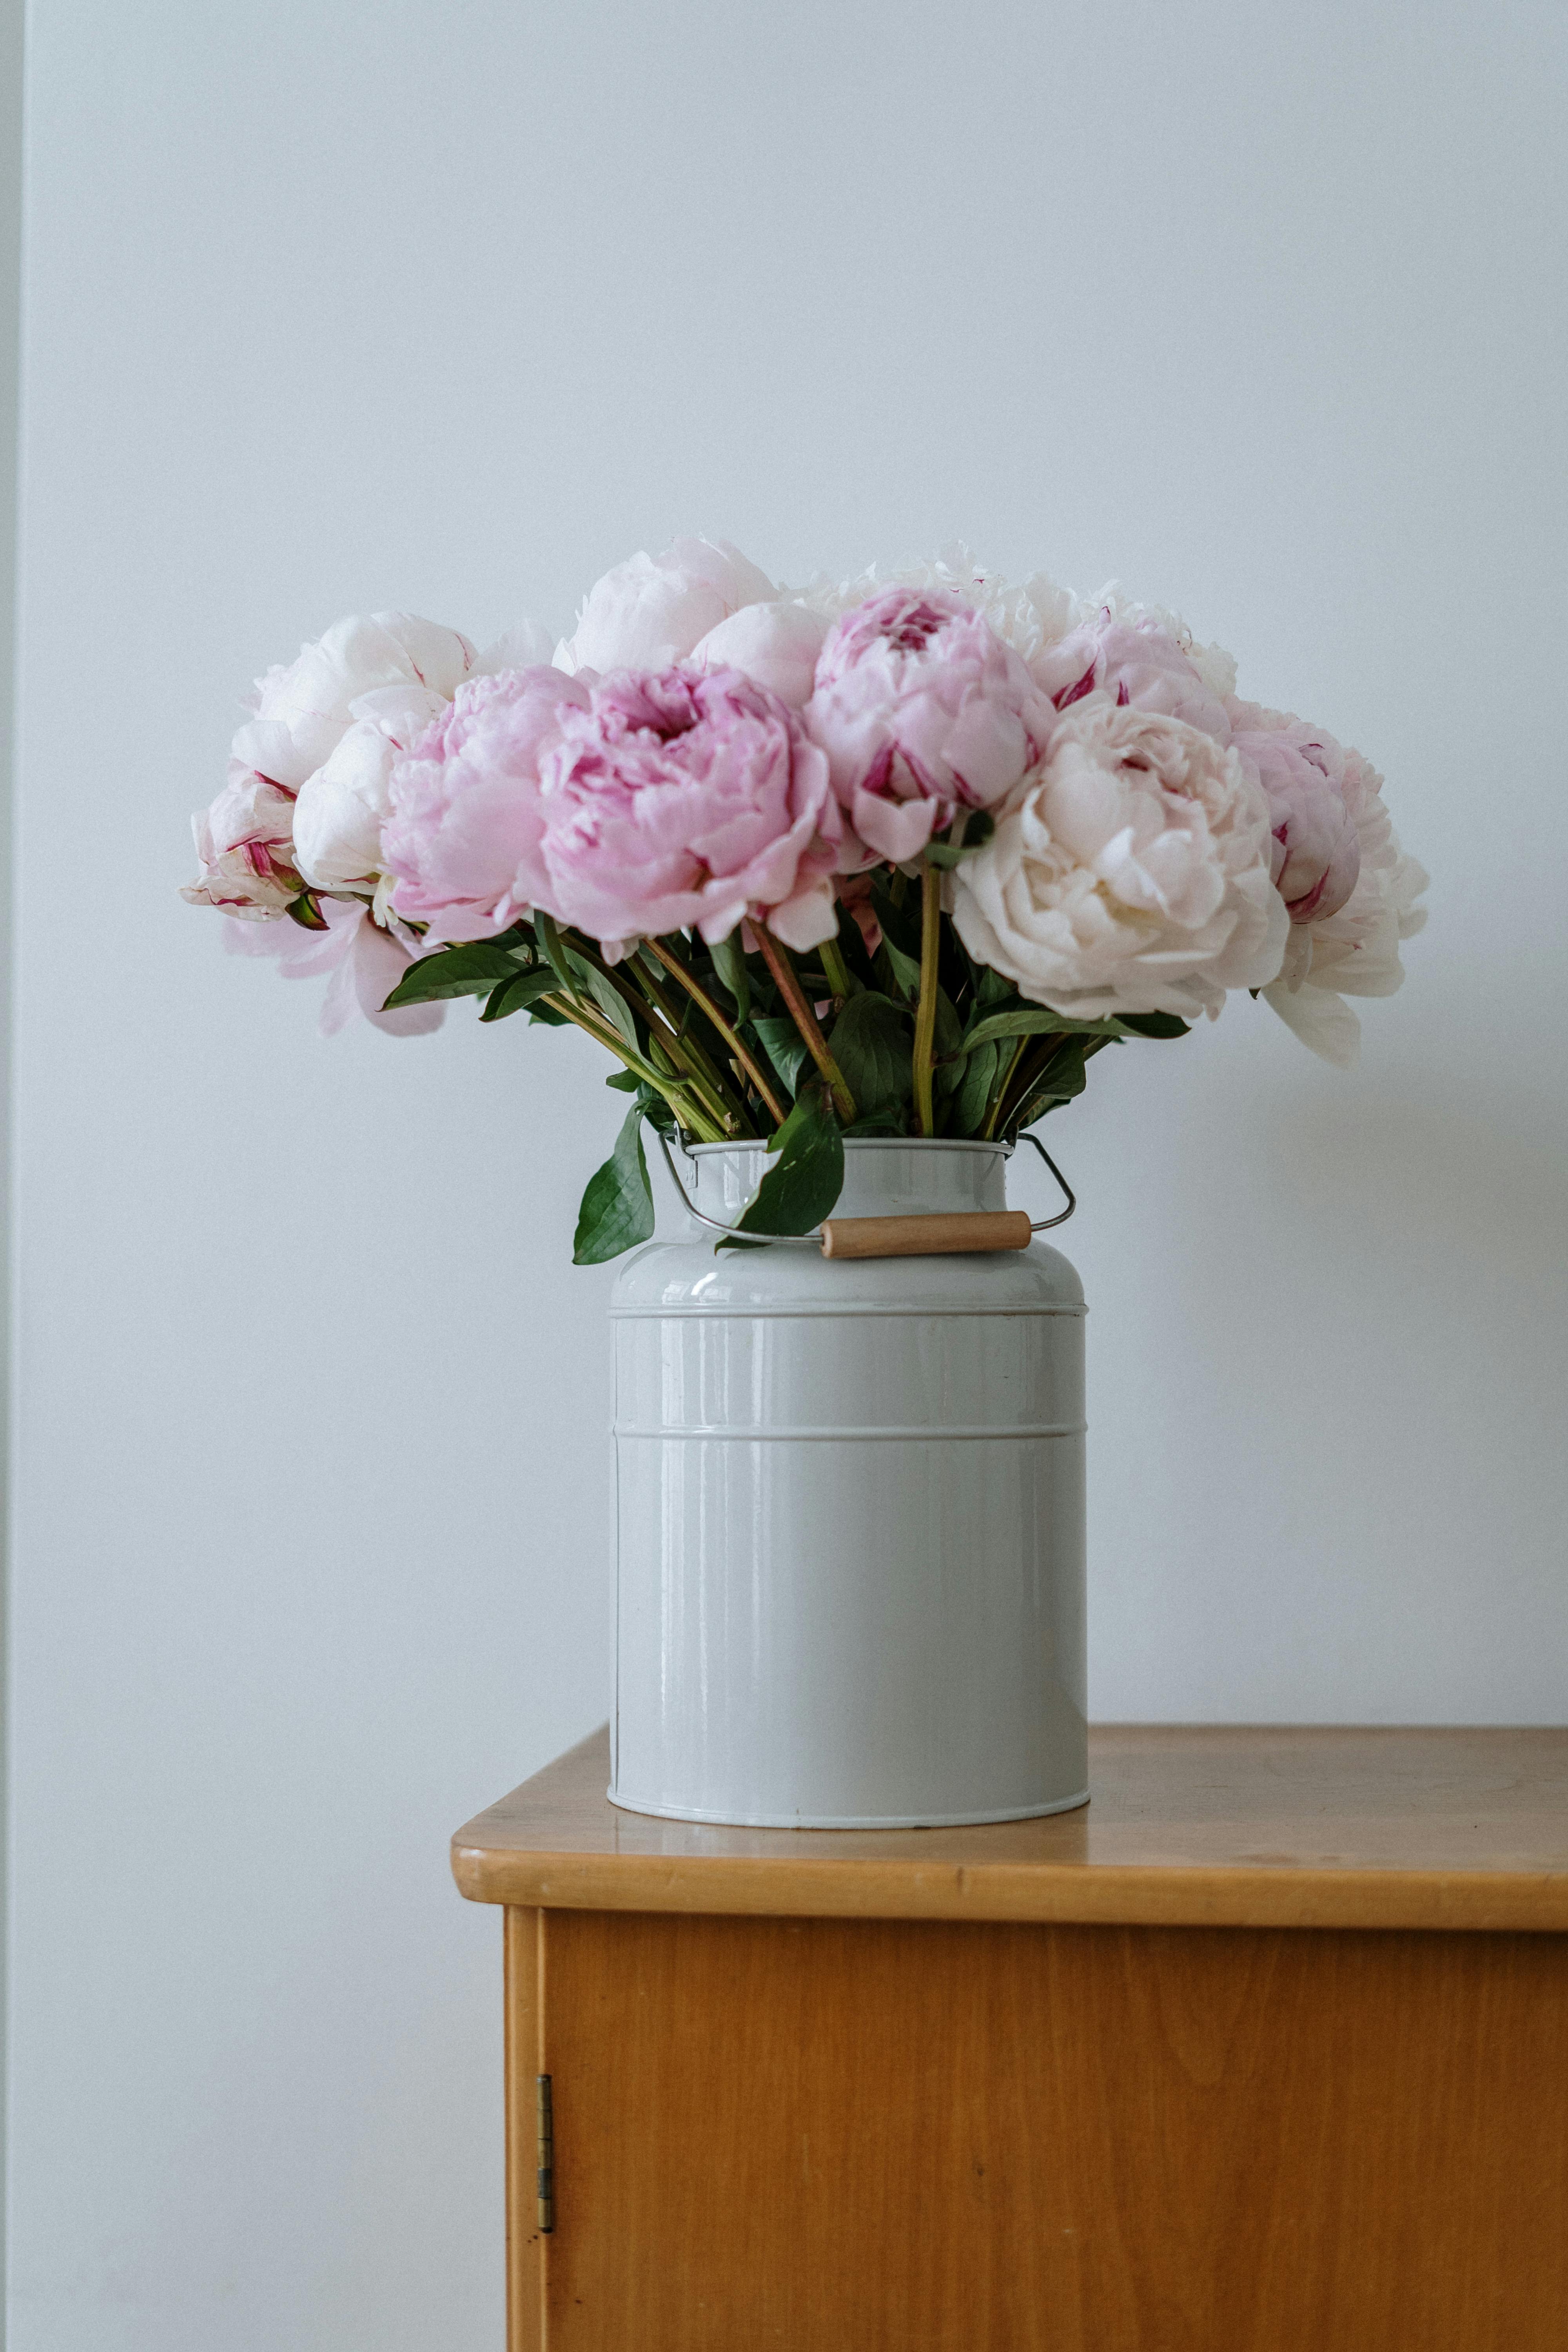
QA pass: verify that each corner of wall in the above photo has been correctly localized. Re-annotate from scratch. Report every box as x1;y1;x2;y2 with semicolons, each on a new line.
0;1;25;2340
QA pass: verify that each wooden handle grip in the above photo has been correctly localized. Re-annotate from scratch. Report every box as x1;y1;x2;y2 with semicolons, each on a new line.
819;1209;1033;1261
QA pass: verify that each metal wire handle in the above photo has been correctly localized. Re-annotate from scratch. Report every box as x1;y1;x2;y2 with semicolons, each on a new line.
1018;1131;1076;1228
656;1129;1074;1247
657;1132;819;1246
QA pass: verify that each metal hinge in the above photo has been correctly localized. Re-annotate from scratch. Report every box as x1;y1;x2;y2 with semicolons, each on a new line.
536;2074;555;2234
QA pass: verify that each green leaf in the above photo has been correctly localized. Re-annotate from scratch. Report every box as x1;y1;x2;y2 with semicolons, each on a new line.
489;919;537;953
930;982;968;1098
572;1104;655;1265
479;967;561;1022
533;910;580;1003
827;991;911;1115
843;1108;909;1137
383;941;530;1008
719;1082;844;1249
707;934;750;1027
960;1005;1136;1053
960;1006;1067;1053
605;1069;640;1092
571;955;642;1051
869;882;922;963
949;1039;1001;1136
1117;1011;1192;1039
876;932;922;1002
1043;1040;1091;1091
752;1014;811;1100
1012;1041;1091;1129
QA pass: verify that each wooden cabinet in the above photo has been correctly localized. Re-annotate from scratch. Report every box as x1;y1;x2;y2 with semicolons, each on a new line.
454;1727;1568;2351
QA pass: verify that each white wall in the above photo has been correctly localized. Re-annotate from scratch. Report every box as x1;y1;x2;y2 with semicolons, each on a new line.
9;1;1566;2345
0;0;22;2325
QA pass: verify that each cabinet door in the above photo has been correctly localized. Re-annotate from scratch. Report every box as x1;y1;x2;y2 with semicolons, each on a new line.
514;1908;1568;2352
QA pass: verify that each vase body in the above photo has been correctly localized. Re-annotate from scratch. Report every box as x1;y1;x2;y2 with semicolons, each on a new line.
608;1138;1087;1829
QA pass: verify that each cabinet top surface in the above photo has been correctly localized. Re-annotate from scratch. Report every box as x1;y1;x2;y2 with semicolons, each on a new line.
452;1725;1568;1932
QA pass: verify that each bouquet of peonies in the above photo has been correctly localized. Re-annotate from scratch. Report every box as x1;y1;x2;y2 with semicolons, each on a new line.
185;540;1426;1259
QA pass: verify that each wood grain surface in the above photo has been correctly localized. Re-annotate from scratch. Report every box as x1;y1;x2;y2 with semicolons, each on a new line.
819;1209;1033;1257
536;1907;1568;2352
504;1907;546;2352
454;1724;1568;1931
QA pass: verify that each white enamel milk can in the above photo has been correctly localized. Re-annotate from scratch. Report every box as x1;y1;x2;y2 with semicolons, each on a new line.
607;1136;1088;1828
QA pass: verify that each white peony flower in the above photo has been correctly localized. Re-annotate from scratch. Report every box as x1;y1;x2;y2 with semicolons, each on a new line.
1263;747;1428;1065
189;610;478;923
291;682;447;891
186;609;497;1029
231;612;476;791
950;703;1288;1021
472;619;555;678
554;537;776;675
1184;633;1238;706
281;615;561;896
689;599;830;708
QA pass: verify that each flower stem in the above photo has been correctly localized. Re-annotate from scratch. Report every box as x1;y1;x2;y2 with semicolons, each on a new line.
755;925;857;1125
568;936;749;1136
912;860;943;1137
630;1000;740;1135
642;937;788;1127
818;936;854;1004
543;994;726;1142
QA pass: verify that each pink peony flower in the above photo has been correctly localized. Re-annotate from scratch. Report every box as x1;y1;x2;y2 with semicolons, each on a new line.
384;667;593;944
223;897;443;1037
1226;700;1363;924
535;665;842;955
555;538;776;675
798;546;1080;674
804;588;1056;866
1033;611;1232;742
